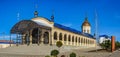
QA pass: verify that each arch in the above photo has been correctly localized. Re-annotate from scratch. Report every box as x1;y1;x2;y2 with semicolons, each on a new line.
87;30;89;33
75;37;77;42
43;32;49;44
81;38;83;43
25;34;29;44
64;34;67;41
84;38;86;44
79;37;80;43
72;36;74;42
32;28;41;44
68;35;71;42
54;32;57;40
59;33;62;40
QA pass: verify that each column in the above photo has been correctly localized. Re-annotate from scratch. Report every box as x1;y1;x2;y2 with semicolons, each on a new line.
37;28;40;45
41;29;44;44
88;39;89;47
29;30;32;45
57;32;59;41
66;35;68;45
50;30;53;45
70;36;72;45
84;38;86;47
77;37;79;46
80;37;81;46
81;37;83;46
74;37;75;46
85;38;86;47
62;33;64;45
22;34;25;45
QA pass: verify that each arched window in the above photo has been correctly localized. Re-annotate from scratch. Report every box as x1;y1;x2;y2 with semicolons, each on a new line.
59;33;62;40
81;38;83;43
68;35;71;42
54;32;57;40
43;32;49;44
76;37;77;42
84;38;86;43
72;36;74;42
64;34;67;41
87;30;89;33
79;37;80;43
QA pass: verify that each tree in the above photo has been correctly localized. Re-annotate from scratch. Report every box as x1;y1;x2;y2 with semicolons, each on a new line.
100;40;120;51
99;40;111;51
70;52;76;57
56;41;63;48
51;49;59;57
115;41;120;50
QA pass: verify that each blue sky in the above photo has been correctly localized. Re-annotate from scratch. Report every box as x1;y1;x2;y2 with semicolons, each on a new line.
0;0;120;41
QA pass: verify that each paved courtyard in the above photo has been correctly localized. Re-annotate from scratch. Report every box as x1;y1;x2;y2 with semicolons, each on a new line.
0;45;119;57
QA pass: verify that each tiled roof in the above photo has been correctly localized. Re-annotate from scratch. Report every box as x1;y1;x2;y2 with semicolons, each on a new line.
54;23;94;38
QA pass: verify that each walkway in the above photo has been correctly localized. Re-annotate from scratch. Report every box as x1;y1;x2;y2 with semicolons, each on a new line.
0;45;119;57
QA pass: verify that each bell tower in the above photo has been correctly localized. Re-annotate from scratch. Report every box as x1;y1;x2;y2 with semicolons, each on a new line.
81;17;91;34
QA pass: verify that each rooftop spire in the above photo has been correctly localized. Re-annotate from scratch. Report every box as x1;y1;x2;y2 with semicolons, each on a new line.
34;11;38;17
17;12;20;21
85;11;88;21
34;0;38;17
51;9;54;22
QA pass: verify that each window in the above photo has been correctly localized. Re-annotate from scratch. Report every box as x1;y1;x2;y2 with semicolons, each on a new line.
76;37;77;42
72;36;74;42
54;32;57;40
68;35;71;42
64;34;67;41
59;33;62;40
79;37;80;43
87;30;89;33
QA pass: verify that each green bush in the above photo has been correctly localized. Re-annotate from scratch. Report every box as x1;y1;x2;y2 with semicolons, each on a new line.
70;52;76;57
45;55;50;57
51;49;59;57
56;41;63;48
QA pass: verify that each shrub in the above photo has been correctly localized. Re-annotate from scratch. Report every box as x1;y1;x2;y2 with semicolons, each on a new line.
45;55;50;57
70;52;76;57
51;49;59;57
56;41;63;48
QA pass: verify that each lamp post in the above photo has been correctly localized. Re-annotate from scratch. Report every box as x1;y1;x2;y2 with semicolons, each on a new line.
95;9;98;52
